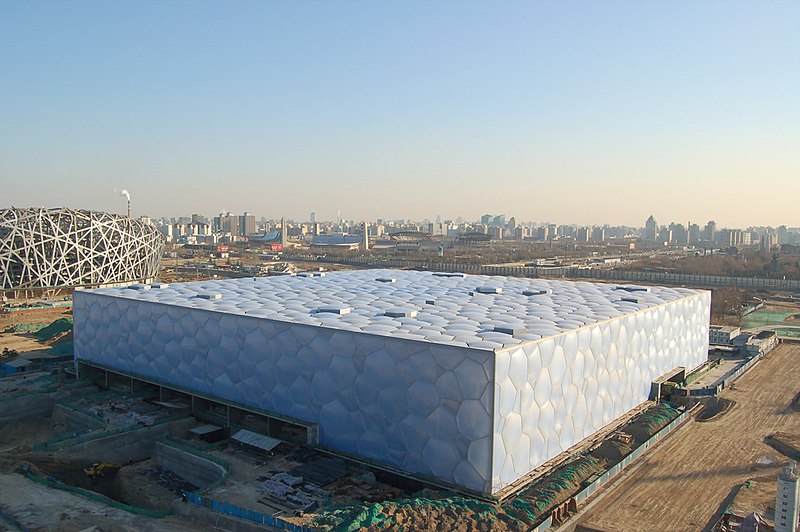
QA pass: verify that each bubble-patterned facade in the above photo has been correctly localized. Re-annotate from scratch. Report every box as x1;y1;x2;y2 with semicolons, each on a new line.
73;270;710;495
0;207;163;290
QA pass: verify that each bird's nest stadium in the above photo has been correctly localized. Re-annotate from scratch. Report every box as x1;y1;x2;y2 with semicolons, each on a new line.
1;207;163;294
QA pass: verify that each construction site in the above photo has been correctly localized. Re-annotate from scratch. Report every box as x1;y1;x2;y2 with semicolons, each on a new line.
1;294;799;531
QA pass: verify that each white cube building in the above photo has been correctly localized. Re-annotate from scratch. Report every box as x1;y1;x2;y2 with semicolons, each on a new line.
73;270;710;495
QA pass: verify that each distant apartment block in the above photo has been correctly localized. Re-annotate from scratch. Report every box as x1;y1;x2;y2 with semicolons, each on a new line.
709;325;741;345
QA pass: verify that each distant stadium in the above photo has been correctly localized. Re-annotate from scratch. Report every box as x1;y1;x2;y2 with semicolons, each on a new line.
0;207;163;291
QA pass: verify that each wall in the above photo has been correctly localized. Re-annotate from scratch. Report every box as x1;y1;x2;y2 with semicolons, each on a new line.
74;291;495;493
0;385;97;424
491;291;710;492
0;393;56;424
285;255;800;291
153;441;226;489
59;418;194;463
52;404;104;432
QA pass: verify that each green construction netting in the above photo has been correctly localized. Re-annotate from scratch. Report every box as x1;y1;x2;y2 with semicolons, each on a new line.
506;455;601;521
9;323;45;333
32;318;73;341
308;495;504;531
632;403;679;437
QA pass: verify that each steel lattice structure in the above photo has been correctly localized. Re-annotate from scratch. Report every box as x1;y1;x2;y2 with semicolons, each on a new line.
1;208;164;290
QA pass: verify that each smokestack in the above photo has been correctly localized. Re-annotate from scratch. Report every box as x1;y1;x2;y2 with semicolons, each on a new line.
281;217;287;248
119;189;131;218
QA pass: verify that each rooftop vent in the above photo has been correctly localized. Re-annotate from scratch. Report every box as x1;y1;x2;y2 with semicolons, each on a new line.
425;299;435;305
315;305;351;315
197;293;223;300
385;308;417;318
614;285;651;293
433;272;465;278
376;277;396;283
298;272;326;278
494;325;527;337
523;289;552;296
126;284;151;291
475;286;502;294
150;283;169;289
620;296;643;304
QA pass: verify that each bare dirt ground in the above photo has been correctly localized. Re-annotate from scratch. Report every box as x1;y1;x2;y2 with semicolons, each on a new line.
568;343;800;532
0;472;206;532
0;416;61;453
0;306;71;358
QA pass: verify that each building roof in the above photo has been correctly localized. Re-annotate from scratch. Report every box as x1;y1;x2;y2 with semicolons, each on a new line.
87;269;704;351
710;325;739;333
310;234;362;247
3;358;32;369
754;330;777;339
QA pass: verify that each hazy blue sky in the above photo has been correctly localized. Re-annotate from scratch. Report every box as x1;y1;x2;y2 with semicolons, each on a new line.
1;1;798;227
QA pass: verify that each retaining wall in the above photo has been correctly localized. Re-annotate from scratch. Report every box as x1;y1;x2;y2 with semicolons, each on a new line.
52;404;104;432
0;386;96;424
59;418;195;463
154;442;226;490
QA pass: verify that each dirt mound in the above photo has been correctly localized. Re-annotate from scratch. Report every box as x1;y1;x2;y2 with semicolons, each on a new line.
307;494;519;531
785;314;800;322
592;439;631;464
31;317;72;342
624;403;680;442
697;398;735;422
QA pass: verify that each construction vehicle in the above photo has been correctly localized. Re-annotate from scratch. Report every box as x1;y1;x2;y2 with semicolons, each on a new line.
83;463;122;479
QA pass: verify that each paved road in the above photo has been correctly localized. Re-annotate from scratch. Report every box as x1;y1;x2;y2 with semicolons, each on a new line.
565;343;800;532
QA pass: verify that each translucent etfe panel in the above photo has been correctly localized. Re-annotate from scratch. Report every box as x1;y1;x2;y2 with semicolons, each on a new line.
490;291;710;493
76;269;705;351
73;290;496;493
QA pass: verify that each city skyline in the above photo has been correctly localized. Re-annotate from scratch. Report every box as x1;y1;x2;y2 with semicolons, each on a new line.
1;1;798;227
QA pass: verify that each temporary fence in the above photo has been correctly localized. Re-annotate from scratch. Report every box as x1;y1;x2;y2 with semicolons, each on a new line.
183;492;309;531
568;405;695;507
740;303;765;317
507;456;601;523
720;352;763;389
285;255;800;291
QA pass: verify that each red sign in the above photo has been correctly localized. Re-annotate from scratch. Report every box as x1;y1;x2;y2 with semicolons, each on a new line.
271;244;283;252
216;245;229;253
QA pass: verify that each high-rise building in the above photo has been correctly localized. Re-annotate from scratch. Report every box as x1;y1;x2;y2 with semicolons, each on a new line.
688;223;700;244
592;226;605;242
645;215;658;240
775;462;799;532
239;212;256;237
704;220;717;244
